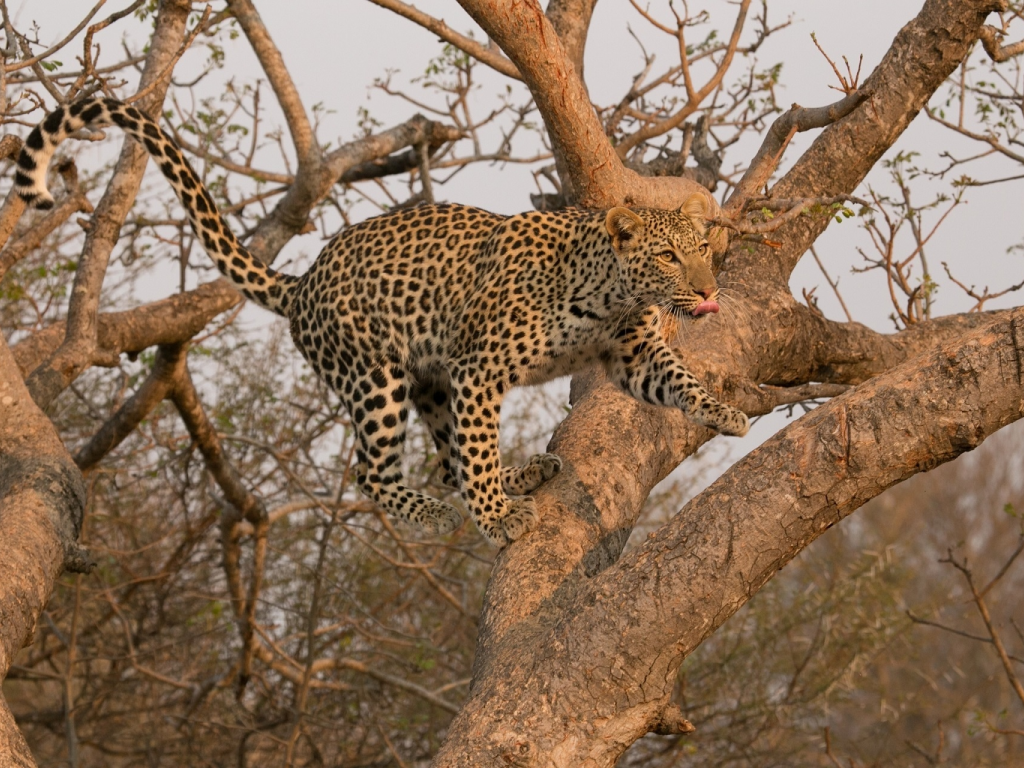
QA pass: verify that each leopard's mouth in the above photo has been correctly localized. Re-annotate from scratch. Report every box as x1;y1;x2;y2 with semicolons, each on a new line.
691;299;720;317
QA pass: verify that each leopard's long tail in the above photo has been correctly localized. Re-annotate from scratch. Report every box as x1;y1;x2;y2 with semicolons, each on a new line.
15;98;298;317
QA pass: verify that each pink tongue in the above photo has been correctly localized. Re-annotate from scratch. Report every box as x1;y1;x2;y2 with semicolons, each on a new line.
692;300;720;317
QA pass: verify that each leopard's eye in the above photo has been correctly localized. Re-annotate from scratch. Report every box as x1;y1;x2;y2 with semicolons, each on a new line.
698;242;709;258
657;251;675;265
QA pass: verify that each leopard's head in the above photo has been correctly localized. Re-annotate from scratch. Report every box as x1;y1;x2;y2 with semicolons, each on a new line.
605;194;719;319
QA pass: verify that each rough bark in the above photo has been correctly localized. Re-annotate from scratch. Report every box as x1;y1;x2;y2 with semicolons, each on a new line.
0;335;86;767
434;309;1024;767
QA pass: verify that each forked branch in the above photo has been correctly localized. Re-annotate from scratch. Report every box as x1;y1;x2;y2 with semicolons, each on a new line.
724;88;874;217
978;24;1024;62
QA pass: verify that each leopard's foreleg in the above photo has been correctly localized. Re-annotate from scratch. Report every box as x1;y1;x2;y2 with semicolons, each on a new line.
607;330;749;437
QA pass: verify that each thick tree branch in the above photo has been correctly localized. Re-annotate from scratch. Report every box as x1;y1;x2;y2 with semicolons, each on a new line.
0;136;27;254
738;302;1013;393
436;307;1024;766
14;279;241;379
464;297;1012;684
74;344;186;471
246;113;465;263
226;0;317;165
0;338;86;765
456;0;718;216
338;118;462;184
545;0;598;82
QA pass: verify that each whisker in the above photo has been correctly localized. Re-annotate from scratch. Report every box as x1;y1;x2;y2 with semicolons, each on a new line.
614;291;644;334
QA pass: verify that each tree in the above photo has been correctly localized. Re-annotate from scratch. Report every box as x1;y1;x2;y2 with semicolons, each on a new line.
1;0;1023;766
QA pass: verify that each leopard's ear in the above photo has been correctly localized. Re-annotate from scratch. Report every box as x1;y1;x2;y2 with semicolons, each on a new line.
605;207;645;251
678;193;708;234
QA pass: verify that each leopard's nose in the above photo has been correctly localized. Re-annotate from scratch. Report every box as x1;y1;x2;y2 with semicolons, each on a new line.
695;286;715;299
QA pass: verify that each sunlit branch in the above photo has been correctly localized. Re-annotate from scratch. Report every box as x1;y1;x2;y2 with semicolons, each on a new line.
978;23;1024;62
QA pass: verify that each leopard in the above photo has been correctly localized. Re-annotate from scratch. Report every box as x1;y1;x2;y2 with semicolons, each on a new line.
16;98;750;547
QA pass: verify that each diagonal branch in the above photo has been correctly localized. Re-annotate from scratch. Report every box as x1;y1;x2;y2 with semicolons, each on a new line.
723;90;874;218
726;0;1001;285
169;359;267;689
74;344;186;471
225;0;317;165
0;160;93;281
246;113;464;263
456;0;716;212
169;365;264;525
943;552;1024;707
366;0;521;80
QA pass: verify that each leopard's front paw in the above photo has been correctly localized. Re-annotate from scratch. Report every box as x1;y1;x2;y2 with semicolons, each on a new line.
717;406;749;437
694;401;749;437
501;496;539;542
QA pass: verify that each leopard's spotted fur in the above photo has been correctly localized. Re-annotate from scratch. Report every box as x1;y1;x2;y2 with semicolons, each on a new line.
17;98;749;547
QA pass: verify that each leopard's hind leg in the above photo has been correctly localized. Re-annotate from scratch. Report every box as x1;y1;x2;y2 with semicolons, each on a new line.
347;363;463;536
447;366;539;547
501;453;562;496
412;379;461;491
413;380;561;498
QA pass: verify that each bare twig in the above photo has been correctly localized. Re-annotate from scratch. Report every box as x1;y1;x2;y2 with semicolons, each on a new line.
125;4;212;106
367;0;521;80
810;32;863;94
3;0;108;74
614;0;752;157
809;245;854;323
940;550;1024;708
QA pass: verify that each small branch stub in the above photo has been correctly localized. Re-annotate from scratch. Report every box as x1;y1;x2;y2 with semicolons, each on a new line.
652;704;697;735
